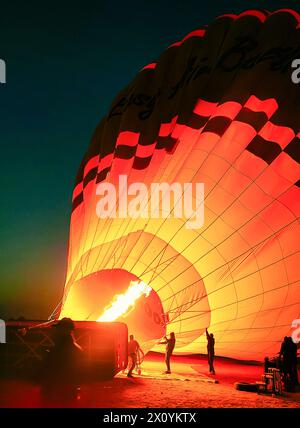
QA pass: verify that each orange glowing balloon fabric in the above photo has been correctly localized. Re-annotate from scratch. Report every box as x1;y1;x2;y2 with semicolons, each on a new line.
60;9;300;360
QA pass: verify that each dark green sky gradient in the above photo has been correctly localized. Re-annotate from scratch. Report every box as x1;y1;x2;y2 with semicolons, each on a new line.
1;0;299;319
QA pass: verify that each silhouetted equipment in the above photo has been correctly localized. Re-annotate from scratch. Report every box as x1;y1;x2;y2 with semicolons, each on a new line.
253;356;283;394
257;368;283;395
0;321;128;380
235;356;284;395
234;382;258;393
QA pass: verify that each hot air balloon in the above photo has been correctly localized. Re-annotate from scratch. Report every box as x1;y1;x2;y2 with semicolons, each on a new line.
59;9;300;360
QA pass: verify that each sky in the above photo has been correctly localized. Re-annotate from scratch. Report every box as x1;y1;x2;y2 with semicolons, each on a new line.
1;0;299;320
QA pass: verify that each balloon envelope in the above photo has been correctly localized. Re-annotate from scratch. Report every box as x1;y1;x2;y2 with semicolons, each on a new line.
60;9;300;360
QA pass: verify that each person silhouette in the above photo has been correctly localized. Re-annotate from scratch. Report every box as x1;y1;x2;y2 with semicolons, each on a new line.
159;332;176;374
40;318;83;400
206;328;215;375
127;334;141;378
279;336;299;388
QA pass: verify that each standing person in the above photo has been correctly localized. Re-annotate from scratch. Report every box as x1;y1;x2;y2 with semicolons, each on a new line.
160;332;176;374
127;334;141;378
279;336;299;387
289;338;299;387
40;318;84;400
206;328;215;375
279;337;289;374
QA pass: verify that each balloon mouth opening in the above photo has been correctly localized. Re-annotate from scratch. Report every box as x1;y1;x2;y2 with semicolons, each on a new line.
62;231;210;352
60;268;166;352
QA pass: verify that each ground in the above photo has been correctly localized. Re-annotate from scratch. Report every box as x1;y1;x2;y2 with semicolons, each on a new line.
0;353;299;408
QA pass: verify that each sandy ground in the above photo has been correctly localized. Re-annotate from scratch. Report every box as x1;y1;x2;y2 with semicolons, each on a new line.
0;354;299;408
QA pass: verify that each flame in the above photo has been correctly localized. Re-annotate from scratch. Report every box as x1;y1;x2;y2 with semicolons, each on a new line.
97;280;152;322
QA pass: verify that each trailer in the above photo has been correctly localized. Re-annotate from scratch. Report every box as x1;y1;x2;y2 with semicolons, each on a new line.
0;320;128;380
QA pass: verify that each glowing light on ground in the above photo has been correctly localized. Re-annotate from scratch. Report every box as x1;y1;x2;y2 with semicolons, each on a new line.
97;281;152;322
